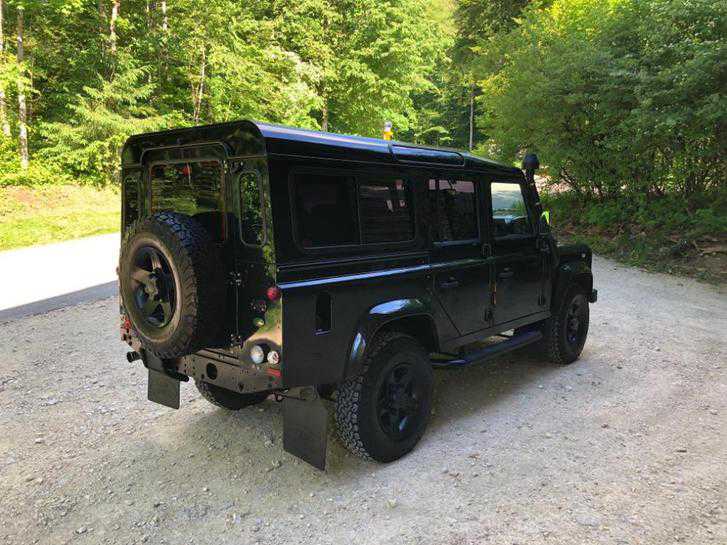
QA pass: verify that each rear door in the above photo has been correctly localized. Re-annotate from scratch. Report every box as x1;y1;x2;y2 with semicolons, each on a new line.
489;180;544;325
429;175;493;336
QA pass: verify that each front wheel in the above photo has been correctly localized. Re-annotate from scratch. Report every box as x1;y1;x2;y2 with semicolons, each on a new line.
335;332;433;463
540;284;590;364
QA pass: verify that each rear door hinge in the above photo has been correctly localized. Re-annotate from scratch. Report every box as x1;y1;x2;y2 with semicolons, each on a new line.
228;271;242;287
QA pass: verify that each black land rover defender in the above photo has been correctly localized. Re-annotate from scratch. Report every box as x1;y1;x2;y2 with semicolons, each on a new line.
118;121;597;469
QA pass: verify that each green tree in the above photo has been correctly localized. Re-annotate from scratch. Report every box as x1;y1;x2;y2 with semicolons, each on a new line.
41;60;168;184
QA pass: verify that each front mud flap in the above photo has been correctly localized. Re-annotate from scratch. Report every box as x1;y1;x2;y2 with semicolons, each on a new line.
283;387;328;470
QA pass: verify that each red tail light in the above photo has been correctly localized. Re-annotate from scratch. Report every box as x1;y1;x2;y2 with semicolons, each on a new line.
266;286;281;301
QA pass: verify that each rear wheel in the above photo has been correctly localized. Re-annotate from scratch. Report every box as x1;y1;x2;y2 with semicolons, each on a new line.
335;333;433;462
195;381;269;410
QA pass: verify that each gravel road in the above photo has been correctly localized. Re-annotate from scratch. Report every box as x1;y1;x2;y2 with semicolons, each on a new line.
1;256;725;545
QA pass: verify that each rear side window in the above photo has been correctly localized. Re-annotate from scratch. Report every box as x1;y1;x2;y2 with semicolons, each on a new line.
294;173;359;248
150;160;224;239
292;172;414;249
491;182;532;237
358;179;413;244
429;179;478;242
239;172;264;245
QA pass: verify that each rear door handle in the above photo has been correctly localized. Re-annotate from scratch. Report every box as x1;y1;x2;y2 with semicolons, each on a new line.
498;269;514;279
439;278;460;289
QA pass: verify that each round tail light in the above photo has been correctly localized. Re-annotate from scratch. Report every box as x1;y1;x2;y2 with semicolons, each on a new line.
266;286;281;301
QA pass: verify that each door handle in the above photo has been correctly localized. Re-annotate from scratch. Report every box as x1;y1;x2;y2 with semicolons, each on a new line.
498;269;514;279
439;278;460;289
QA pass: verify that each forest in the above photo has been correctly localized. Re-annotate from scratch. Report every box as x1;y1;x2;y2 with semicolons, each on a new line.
0;0;724;278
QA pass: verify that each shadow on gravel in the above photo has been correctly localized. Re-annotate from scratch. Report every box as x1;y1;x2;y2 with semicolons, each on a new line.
166;348;563;477
428;351;562;434
0;280;117;322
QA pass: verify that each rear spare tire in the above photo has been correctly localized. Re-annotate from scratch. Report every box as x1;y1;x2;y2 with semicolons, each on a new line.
119;212;224;358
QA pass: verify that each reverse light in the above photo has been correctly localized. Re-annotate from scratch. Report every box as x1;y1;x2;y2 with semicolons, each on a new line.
266;286;282;302
267;350;280;365
250;345;265;364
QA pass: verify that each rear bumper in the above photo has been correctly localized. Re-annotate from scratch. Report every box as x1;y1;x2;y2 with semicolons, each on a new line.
589;289;598;303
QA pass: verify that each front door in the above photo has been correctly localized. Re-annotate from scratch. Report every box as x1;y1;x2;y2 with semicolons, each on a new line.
489;180;544;325
429;176;492;336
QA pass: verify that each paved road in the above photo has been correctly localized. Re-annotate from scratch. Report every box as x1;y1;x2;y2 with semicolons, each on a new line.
0;234;118;322
0;256;725;545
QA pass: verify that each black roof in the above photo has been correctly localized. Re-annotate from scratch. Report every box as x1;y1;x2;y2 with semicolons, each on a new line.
123;120;522;176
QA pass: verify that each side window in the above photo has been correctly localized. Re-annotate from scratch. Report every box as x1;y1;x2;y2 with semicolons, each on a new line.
122;170;141;230
490;182;533;237
239;172;264;245
428;179;478;242
293;172;359;248
358;178;413;244
150;160;224;240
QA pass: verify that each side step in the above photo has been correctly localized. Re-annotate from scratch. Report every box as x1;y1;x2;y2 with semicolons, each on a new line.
432;330;543;368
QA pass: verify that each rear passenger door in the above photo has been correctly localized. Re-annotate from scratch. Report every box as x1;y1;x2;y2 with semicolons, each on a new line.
489;180;544;325
429;176;493;336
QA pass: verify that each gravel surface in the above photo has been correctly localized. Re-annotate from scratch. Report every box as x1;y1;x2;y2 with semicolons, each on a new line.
1;256;725;545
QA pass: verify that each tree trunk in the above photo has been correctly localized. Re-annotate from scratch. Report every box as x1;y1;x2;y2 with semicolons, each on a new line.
109;0;120;54
161;0;168;32
321;100;328;132
98;0;106;35
468;85;475;151
192;48;206;123
16;6;28;169
0;0;10;137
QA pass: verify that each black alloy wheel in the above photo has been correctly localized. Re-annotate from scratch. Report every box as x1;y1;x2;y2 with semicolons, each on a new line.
131;246;177;328
377;362;425;441
565;294;588;349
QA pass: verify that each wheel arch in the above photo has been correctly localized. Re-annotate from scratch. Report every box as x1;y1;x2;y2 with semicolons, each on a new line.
344;298;438;380
553;260;593;308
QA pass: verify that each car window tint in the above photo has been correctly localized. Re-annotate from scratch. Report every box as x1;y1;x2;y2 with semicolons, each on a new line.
429;179;478;241
358;178;413;244
491;182;532;237
150;160;224;240
239;172;264;245
294;173;359;248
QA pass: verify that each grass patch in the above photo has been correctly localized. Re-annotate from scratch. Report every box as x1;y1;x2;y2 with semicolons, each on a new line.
0;185;120;251
542;190;727;284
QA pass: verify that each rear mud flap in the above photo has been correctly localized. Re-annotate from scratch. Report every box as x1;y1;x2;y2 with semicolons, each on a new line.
283;387;328;470
148;368;181;409
144;351;186;409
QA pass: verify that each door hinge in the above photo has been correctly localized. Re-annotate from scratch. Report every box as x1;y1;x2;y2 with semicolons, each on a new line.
228;271;242;287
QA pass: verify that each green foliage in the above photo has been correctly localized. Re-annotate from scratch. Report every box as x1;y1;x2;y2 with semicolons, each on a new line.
477;0;726;198
40;60;169;185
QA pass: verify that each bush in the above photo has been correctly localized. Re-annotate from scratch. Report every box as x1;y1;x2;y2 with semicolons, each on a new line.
478;0;727;199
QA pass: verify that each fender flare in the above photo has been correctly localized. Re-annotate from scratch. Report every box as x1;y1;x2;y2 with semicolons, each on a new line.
552;261;594;307
344;297;436;379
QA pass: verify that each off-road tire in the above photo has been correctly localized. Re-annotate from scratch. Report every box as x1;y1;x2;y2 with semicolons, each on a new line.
538;284;590;364
335;332;433;463
195;381;269;410
119;212;224;359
